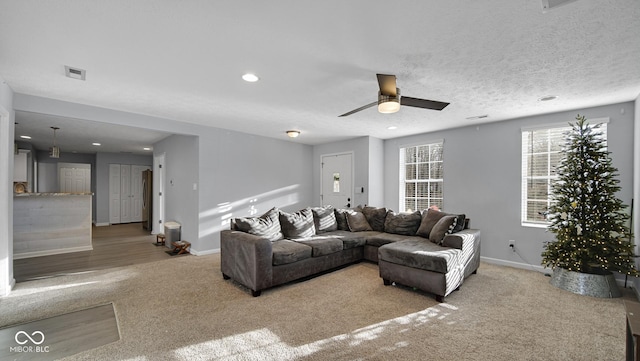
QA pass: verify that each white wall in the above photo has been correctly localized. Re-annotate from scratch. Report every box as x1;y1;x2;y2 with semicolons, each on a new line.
633;93;640;294
0;76;15;296
384;102;636;272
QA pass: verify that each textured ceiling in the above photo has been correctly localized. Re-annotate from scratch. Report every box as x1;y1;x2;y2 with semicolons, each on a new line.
1;0;639;147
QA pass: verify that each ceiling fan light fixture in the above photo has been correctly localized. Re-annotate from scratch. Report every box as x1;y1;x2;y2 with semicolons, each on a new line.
377;89;401;114
286;130;300;138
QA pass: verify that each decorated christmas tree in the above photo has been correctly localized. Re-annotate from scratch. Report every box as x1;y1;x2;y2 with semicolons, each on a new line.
541;115;637;276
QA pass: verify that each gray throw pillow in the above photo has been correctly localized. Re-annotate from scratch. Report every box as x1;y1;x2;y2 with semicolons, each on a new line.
416;209;448;238
311;206;338;233
429;215;458;244
346;212;373;232
279;208;316;239
234;207;283;241
334;208;356;231
384;211;422;235
361;206;388;232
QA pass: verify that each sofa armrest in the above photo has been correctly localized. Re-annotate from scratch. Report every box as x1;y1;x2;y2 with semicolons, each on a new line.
442;229;480;250
221;230;273;292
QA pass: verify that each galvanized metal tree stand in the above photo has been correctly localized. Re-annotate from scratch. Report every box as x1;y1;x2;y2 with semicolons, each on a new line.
550;267;621;298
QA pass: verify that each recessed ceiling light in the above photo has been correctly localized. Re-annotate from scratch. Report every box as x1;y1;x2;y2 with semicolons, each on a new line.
20;135;31;139
92;142;101;146
538;95;558;102
143;147;151;151
242;73;259;82
387;126;398;130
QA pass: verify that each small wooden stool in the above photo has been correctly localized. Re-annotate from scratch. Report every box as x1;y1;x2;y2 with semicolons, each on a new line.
171;241;191;255
156;234;166;245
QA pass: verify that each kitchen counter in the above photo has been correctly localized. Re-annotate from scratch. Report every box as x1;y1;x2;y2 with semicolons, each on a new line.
13;193;93;259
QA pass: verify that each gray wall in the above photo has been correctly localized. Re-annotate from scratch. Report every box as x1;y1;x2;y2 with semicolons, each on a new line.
94;152;153;225
0;76;15;296
384;102;636;271
153;135;198;248
368;136;385;206
12;93;314;254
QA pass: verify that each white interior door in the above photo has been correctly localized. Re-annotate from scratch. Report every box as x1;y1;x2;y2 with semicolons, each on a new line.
321;153;353;208
130;165;150;222
58;164;90;193
109;164;121;224
120;164;132;223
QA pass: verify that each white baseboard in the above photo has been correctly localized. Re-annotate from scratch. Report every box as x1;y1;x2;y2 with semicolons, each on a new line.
480;256;549;274
94;222;110;227
13;246;94;260
190;248;220;256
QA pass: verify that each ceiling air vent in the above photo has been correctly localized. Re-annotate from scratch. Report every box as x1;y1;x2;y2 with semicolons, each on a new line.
541;0;579;12
65;65;86;81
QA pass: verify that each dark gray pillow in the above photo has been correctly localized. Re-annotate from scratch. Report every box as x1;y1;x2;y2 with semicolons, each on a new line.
361;206;388;232
429;215;458;244
383;211;422;235
334;208;356;231
311;206;338;233
346;212;373;232
416;209;448;238
279;208;316;239
234;207;283;241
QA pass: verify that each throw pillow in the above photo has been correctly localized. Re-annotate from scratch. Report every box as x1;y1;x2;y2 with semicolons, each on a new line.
361;206;388;232
383;210;422;236
346;211;373;232
416;209;448;238
311;206;338;233
234;207;283;242
334;208;356;231
429;215;458;244
279;208;316;239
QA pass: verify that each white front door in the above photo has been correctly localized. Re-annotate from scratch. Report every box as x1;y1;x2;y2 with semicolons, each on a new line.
321;153;353;208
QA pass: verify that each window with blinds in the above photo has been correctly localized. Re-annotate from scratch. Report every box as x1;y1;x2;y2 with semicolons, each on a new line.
399;142;444;212
521;122;607;226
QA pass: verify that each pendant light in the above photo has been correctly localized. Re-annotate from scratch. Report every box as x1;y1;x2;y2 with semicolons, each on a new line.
50;126;60;158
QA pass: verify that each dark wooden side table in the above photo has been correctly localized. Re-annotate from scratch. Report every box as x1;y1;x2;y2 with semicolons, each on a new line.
171;241;191;255
624;300;640;361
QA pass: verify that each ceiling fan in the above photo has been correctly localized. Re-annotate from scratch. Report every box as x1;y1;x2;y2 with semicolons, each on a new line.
339;74;449;117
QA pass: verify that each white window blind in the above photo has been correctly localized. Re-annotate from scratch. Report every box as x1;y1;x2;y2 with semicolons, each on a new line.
399;142;444;212
521;122;607;226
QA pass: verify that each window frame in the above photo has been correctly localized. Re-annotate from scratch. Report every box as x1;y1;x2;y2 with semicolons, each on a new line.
520;118;608;228
399;140;444;213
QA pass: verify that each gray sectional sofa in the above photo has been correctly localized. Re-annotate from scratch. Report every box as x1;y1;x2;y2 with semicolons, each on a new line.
220;205;481;302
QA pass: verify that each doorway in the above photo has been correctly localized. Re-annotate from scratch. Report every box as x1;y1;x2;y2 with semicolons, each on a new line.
321;152;354;208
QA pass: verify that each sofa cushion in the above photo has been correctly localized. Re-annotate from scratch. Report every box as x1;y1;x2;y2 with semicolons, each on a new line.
311;206;338;233
279;208;316;239
234;207;283;242
378;239;462;274
320;230;372;249
384;211;422;235
272;239;313;266
416;209;448;238
366;233;425;247
334;208;357;231
360;206;388;232
346;212;373;232
294;237;344;257
429;215;458;244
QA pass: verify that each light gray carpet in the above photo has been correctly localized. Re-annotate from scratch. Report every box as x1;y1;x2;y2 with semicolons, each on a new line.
0;254;634;360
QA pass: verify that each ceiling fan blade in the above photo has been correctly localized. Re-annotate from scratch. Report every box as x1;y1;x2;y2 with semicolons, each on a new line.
400;96;450;111
376;74;397;96
338;101;378;117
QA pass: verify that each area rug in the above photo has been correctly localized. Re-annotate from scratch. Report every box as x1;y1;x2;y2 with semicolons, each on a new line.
0;303;119;360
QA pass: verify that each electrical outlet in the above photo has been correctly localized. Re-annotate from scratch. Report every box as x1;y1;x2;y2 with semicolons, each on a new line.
508;240;515;250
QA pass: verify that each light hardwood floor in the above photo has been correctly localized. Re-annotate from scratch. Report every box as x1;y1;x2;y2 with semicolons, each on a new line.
13;223;174;282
